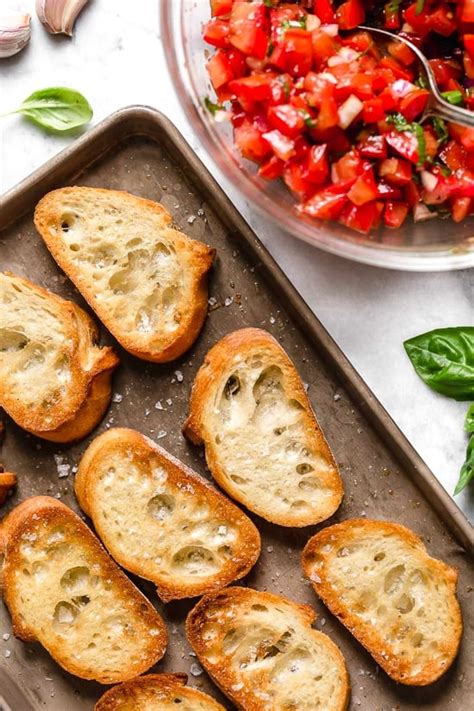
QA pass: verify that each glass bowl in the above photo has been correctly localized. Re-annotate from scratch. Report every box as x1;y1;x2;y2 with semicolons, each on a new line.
161;1;474;271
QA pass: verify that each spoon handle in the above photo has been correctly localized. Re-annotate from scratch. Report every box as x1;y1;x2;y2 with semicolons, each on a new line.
430;98;474;129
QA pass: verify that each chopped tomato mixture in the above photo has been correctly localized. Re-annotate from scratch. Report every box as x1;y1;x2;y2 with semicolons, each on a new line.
203;0;474;234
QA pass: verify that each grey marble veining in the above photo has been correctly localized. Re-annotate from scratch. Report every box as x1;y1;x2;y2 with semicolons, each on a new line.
0;0;473;519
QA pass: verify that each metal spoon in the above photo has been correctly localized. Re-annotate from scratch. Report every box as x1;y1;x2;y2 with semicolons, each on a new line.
359;25;474;128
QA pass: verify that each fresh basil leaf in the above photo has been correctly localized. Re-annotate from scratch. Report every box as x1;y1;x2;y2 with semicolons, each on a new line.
465;404;474;433
12;87;92;132
404;327;474;401
454;435;474;495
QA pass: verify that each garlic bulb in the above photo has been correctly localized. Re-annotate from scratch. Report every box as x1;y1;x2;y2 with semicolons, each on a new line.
0;13;31;59
36;0;89;37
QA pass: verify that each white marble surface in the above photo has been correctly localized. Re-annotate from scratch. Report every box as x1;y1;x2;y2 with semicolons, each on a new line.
0;0;472;519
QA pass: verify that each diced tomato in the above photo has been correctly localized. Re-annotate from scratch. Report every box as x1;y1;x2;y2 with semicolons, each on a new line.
384;201;409;228
404;180;422;207
358;134;387;160
385;131;420;164
313;0;336;24
379;157;413;186
267;104;306;138
284;161;316;199
449;123;474;151
272;28;313;77
303;143;329;185
439;140;467;171
203;18;230;48
403;2;432;36
430;6;457;36
339;200;384;233
207;49;235;89
384;2;401;30
211;0;233;17
429;58;462;87
258;154;285;180
229;2;268;59
229;74;274;105
387;40;416;67
362;98;385;124
377;181;403;200
336;0;365;31
460;0;474;24
379;56;413;82
317;84;339;131
331;149;363;186
234;119;271;162
451;195;472;222
399;89;430;122
465;34;474;61
300;189;348;220
312;30;337;66
347;165;379;206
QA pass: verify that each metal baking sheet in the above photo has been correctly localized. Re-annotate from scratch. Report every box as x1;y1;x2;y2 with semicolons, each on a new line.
0;107;472;710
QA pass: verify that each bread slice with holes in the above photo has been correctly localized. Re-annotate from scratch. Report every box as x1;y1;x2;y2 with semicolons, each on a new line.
0;272;119;443
183;328;343;527
75;427;261;602
34;187;215;363
0;471;17;506
302;519;462;685
0;497;167;683
95;673;225;710
187;586;350;711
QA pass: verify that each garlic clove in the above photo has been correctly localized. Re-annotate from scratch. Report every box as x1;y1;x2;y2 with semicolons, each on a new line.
0;13;31;59
36;0;89;37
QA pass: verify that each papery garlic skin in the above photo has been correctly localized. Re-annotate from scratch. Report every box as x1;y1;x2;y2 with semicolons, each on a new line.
0;14;31;58
36;0;89;37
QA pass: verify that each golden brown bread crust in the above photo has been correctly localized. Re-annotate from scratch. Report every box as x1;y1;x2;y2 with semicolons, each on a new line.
186;586;350;711
75;427;261;602
0;497;168;683
0;471;17;505
302;519;463;686
34;187;215;363
0;272;119;443
95;673;226;710
183;327;343;526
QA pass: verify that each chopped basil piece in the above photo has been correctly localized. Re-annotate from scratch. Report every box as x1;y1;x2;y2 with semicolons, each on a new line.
204;97;225;115
432;116;449;145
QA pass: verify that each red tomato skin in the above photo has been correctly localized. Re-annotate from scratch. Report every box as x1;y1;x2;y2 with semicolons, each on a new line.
306;144;330;184
267;104;306;138
300;190;348;220
399;89;430;122
379;158;413;186
234;119;271;162
384;201;409;228
359;135;387;160
203;18;230;48
336;0;365;31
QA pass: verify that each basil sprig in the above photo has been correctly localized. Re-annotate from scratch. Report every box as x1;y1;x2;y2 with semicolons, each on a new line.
5;88;92;132
404;328;474;401
404;327;474;494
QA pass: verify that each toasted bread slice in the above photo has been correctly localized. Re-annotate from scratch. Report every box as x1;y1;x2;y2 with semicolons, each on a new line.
187;586;350;711
95;673;225;710
184;328;343;527
75;428;260;602
0;471;17;506
0;272;118;443
34;187;215;363
0;497;167;683
302;519;462;685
